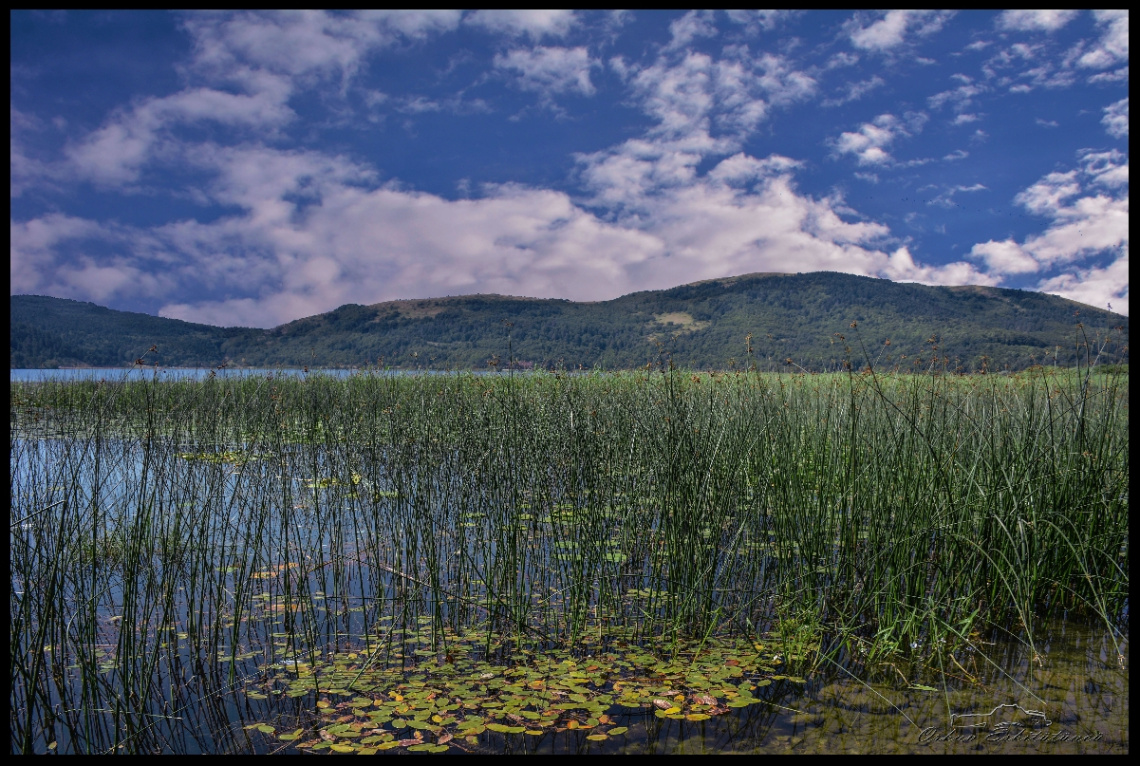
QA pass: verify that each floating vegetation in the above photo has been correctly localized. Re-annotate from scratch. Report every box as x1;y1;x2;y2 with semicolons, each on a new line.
178;449;267;465
246;632;803;754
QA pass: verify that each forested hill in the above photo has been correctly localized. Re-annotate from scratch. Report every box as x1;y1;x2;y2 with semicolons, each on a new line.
10;272;1128;372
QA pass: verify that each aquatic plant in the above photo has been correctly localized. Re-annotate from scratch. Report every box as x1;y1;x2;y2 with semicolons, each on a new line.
9;364;1128;753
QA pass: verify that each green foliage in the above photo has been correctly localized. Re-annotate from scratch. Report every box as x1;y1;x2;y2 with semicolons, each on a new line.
11;272;1129;371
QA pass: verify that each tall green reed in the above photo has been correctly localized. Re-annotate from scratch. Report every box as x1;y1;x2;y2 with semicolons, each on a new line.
10;362;1128;752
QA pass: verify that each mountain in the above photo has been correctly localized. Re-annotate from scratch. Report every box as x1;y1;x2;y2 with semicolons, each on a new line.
9;272;1129;372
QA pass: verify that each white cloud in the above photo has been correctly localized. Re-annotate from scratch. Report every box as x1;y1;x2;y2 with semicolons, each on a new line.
968;239;1040;274
64;10;462;187
464;10;577;40
825;51;860;70
1020;195;1129;268
1076;10;1128;70
1079;148;1129;188
494;46;599;97
707;153;802;185
166;137;1011;324
185;11;460;82
665;10;718;50
848;10;953;52
612;49;814;147
11;214;104;294
1036;250;1129;315
723;10;786;35
575;48;816;212
831;113;926;166
822;75;885;107
882;246;999;286
928;81;984;112
1015;170;1081;216
159;181;665;327
10;214;174;303
979;39;1085;92
996;10;1079;33
1088;66;1129;84
1102;97;1128;138
66;82;296;186
966;150;1129;307
24;130;983;328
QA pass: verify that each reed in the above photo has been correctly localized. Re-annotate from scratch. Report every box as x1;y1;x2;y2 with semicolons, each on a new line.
9;363;1128;753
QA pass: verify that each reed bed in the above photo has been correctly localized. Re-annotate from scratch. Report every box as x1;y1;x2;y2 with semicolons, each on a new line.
9;365;1129;753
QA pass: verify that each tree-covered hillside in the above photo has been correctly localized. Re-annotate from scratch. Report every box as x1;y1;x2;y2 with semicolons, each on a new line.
10;272;1129;371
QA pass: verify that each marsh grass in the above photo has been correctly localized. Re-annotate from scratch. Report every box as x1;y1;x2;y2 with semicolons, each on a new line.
9;363;1128;753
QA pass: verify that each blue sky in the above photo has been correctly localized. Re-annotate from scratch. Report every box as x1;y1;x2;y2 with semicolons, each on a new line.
11;10;1129;327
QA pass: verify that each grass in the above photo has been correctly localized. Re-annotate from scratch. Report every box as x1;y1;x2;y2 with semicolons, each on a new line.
9;361;1129;753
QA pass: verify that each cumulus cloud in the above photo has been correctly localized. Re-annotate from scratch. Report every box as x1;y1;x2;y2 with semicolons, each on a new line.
847;10;953;52
706;153;802;185
1102;97;1128;138
1079;148;1129;188
967;149;1129;311
464;10;577;40
830;113;926;166
153;132;997;327
579;48;816;213
598;47;814;157
64;10;461;187
665;10;718;50
1037;250;1129;314
723;10;786;36
494;46;599;98
10;214;173;303
968;239;1040;274
11;214;105;294
928;78;985;112
185;10;461;82
979;38;1087;92
157;179;666;327
996;10;1079;33
66;82;296;185
24;124;986;330
883;246;999;286
1076;9;1128;70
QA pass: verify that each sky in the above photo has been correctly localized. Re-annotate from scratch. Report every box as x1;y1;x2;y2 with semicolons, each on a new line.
10;10;1129;327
